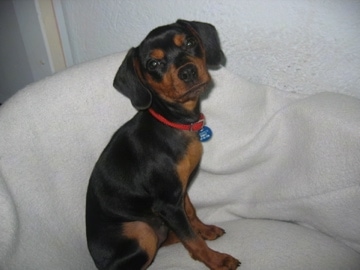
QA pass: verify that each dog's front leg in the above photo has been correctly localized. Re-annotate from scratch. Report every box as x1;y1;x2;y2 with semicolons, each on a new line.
156;201;240;270
184;194;226;241
161;193;225;246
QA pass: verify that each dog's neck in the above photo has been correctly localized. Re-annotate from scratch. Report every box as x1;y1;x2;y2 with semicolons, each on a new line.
148;107;205;132
150;97;201;125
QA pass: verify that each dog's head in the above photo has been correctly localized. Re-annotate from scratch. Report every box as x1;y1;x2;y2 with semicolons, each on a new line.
113;19;224;110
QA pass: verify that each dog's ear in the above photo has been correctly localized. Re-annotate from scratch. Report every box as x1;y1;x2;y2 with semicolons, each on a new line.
113;48;152;110
177;19;224;66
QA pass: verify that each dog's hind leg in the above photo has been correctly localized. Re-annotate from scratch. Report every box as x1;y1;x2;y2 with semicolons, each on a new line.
89;221;160;270
120;221;161;270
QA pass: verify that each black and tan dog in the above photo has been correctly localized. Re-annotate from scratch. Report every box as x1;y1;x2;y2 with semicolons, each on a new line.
86;19;240;270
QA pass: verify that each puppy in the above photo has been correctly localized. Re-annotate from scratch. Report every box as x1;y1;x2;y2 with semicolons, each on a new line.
86;19;240;270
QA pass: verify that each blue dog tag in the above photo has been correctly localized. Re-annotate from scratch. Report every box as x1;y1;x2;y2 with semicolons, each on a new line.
198;126;213;142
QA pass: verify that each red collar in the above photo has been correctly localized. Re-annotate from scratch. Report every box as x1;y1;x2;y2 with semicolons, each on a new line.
148;108;205;132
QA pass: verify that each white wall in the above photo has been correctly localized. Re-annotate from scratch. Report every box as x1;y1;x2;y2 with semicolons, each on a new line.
0;0;66;103
0;0;34;103
59;0;360;97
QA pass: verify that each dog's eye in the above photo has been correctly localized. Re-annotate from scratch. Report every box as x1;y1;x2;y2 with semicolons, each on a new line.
185;37;197;49
147;60;160;70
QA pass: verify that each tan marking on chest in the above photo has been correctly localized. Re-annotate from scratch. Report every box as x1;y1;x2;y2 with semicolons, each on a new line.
176;138;203;190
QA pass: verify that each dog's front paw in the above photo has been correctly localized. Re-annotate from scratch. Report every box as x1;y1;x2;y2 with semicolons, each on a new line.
198;224;225;240
211;253;241;270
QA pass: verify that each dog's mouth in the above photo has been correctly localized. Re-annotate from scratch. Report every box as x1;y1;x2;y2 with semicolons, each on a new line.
181;82;209;100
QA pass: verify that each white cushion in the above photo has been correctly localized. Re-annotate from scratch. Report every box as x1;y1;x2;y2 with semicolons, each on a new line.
1;52;359;269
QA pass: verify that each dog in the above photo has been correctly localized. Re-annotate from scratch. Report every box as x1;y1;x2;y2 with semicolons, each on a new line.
86;19;240;270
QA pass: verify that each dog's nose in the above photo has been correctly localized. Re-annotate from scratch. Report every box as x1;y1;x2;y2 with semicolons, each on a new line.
178;64;198;83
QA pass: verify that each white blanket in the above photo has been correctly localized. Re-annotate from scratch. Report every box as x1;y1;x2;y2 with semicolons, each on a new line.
199;67;360;251
0;52;359;270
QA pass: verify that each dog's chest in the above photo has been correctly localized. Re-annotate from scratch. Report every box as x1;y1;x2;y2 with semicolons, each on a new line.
176;138;202;190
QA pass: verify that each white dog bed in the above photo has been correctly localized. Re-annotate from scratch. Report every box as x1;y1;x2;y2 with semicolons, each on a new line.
1;52;359;269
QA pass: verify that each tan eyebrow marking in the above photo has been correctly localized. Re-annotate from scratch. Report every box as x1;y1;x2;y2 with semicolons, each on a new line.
173;34;186;47
150;49;165;59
